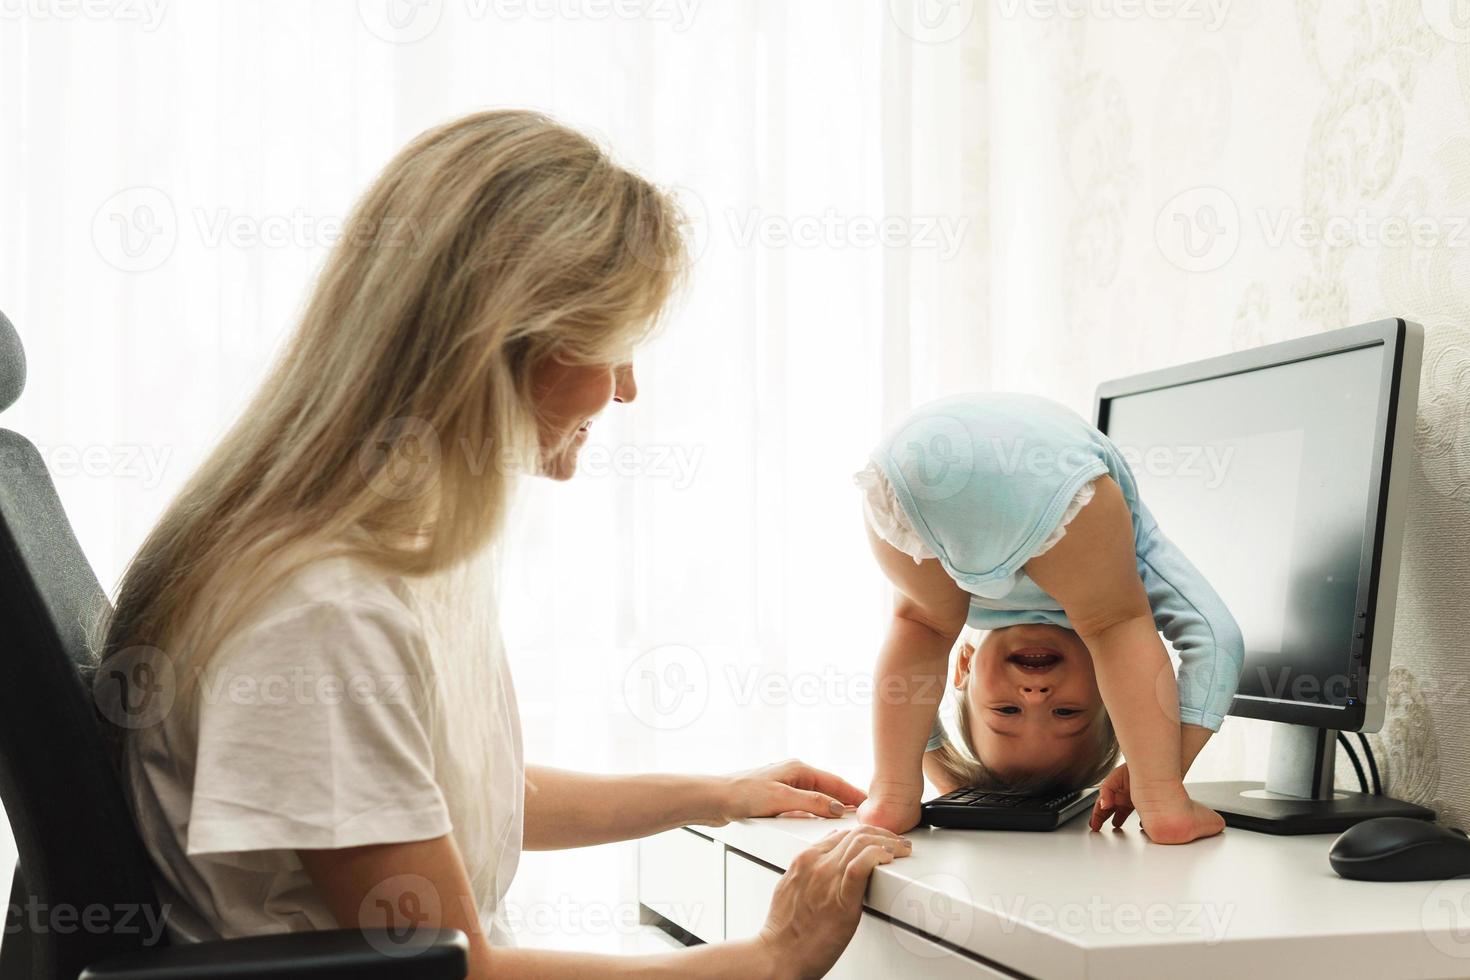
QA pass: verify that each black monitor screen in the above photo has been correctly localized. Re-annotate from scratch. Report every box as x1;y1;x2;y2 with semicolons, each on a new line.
1103;344;1385;709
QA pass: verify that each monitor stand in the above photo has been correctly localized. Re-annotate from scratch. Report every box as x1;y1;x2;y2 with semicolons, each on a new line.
1187;723;1435;835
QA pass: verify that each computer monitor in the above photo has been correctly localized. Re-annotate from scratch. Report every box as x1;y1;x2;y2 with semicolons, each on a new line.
1095;318;1432;834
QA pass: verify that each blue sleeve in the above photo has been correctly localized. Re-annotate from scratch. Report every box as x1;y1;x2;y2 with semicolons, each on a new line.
925;715;945;752
1133;502;1244;731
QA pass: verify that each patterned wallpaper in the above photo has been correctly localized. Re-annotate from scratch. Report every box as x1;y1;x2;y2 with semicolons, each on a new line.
976;0;1470;822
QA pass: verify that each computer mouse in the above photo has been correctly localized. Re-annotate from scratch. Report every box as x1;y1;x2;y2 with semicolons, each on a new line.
1329;817;1470;881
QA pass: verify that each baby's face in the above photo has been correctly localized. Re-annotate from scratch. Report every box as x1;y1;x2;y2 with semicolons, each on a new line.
958;624;1106;780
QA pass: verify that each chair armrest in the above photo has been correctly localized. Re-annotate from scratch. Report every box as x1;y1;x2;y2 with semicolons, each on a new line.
78;927;469;979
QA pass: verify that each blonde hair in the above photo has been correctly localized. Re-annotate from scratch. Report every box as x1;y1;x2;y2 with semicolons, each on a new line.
101;109;689;730
929;632;1120;795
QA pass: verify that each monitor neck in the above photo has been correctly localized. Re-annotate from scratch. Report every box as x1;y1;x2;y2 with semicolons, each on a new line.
1264;723;1337;799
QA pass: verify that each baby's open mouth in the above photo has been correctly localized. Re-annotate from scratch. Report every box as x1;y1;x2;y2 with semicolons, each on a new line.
1007;650;1062;672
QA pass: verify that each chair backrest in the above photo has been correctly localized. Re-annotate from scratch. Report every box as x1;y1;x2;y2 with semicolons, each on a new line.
0;310;165;980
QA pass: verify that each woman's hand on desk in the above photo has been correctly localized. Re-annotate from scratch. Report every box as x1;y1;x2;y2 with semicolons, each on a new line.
758;826;912;979
705;759;867;825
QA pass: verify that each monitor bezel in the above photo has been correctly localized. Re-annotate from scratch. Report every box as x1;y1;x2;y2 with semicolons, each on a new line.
1094;318;1420;732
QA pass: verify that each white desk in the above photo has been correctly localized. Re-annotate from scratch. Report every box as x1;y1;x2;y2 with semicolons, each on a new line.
637;815;1470;979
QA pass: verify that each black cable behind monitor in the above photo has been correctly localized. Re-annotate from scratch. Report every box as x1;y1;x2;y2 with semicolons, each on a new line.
1337;732;1369;795
1357;732;1383;796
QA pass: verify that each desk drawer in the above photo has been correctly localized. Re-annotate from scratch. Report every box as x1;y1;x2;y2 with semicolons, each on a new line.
724;849;1010;979
637;828;724;942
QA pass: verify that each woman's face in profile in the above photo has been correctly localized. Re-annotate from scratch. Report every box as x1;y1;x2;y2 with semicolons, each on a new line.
958;623;1107;780
530;358;638;480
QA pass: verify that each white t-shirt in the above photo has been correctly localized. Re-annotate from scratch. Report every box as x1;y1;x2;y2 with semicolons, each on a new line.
122;556;524;945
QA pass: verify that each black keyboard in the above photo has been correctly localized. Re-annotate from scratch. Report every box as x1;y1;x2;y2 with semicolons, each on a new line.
919;786;1099;831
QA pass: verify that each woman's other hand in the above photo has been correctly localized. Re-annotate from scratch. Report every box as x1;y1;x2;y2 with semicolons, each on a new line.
709;758;867;824
757;826;912;979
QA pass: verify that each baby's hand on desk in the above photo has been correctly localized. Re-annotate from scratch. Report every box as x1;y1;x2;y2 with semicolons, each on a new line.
856;792;922;834
1090;763;1135;831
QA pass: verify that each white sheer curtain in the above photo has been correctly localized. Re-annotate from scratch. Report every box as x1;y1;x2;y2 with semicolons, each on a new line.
0;0;986;950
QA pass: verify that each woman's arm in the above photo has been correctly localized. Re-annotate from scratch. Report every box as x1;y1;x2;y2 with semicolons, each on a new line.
856;525;971;834
522;760;866;850
300;826;911;979
1025;477;1223;845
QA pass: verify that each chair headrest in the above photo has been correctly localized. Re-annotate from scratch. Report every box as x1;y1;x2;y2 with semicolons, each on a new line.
0;308;26;412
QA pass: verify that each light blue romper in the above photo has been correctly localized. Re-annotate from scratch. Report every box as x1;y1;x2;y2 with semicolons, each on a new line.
870;393;1244;736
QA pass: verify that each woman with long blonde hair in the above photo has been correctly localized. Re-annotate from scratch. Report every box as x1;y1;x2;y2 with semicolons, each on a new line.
102;109;909;978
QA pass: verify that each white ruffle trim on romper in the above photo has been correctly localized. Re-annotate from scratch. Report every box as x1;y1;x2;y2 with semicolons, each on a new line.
853;462;936;564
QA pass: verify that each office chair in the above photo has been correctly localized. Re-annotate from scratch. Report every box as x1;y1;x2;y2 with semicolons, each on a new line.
0;309;468;979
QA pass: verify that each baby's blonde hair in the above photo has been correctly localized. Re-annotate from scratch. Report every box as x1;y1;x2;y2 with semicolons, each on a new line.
929;630;1121;794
